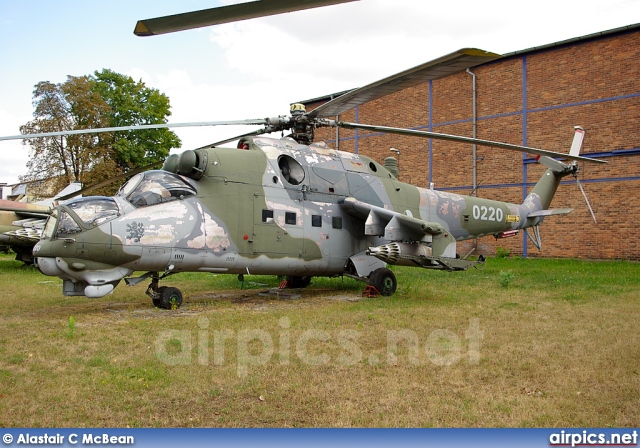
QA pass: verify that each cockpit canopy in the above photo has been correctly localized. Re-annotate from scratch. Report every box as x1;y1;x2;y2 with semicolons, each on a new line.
42;197;119;240
117;170;197;208
40;172;196;241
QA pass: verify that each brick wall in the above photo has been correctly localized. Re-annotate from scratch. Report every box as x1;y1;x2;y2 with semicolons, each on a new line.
309;28;640;260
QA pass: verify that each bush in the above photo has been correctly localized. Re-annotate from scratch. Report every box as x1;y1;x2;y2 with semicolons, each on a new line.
496;247;511;259
499;270;515;287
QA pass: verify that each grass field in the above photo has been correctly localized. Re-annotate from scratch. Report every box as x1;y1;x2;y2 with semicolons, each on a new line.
0;252;638;428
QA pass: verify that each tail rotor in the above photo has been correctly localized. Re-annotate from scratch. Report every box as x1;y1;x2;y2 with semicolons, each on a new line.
567;126;598;224
536;126;598;224
574;172;597;224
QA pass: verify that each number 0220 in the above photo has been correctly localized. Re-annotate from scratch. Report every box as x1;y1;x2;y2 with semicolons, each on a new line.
472;205;503;222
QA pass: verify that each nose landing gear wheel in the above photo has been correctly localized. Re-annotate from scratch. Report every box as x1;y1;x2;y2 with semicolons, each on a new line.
154;286;183;309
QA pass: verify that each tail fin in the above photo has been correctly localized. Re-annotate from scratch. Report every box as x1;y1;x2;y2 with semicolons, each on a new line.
537;125;585;174
523;127;585;212
518;126;598;249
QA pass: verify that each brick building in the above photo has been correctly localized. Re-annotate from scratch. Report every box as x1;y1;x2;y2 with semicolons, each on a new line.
302;24;640;260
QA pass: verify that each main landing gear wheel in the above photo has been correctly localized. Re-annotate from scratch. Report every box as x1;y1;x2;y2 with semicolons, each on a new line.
368;268;397;296
285;275;312;289
154;286;183;309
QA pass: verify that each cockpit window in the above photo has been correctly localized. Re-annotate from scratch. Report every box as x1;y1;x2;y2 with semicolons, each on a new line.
68;197;119;226
56;210;82;237
42;198;120;240
119;171;197;208
118;173;143;197
42;210;58;240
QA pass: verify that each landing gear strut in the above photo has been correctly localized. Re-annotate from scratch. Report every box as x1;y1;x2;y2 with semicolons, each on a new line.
146;275;183;309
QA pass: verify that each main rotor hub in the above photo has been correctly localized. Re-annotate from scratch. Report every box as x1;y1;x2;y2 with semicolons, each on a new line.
290;103;307;116
288;103;315;145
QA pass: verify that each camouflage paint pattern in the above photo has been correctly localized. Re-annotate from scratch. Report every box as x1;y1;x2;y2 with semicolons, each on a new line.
32;136;573;299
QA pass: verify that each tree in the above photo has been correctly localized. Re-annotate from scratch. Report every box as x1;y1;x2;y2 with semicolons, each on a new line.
92;69;181;170
20;76;116;195
20;70;181;195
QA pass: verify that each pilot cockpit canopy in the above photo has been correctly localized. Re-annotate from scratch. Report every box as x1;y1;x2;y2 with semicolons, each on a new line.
118;170;197;208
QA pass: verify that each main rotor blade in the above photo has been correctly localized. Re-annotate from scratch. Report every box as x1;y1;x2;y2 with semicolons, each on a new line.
308;48;501;119
134;0;358;36
336;121;608;164
189;129;271;151
209;129;272;147
0;119;269;142
4;175;61;188
55;161;164;202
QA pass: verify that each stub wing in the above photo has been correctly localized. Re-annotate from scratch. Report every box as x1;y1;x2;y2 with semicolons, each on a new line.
0;200;51;244
338;196;445;241
339;197;479;271
3;221;44;243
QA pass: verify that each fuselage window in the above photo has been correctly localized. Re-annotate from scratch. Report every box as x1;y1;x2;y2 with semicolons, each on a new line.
332;217;343;229
285;212;297;225
312;215;322;227
262;209;274;223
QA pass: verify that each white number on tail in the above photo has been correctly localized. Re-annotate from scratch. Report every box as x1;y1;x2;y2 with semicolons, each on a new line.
472;205;504;222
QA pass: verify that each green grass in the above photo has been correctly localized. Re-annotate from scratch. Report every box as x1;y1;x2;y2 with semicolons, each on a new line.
0;252;638;427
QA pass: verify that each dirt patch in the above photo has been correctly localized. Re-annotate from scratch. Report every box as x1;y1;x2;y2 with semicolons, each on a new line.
26;286;365;324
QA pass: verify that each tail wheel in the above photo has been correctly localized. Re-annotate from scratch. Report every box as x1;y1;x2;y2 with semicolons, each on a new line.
369;268;397;296
156;286;183;309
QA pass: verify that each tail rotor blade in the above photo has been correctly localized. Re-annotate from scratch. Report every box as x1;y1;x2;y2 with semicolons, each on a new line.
574;175;597;224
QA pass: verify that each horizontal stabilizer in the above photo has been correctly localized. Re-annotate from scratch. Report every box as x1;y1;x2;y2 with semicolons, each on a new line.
538;156;569;173
527;208;573;218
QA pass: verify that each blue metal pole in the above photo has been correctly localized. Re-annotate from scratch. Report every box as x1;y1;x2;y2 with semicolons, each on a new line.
522;56;528;258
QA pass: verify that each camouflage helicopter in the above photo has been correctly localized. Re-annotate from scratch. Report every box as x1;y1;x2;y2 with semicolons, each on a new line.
0;1;605;309
0;165;163;264
0;182;82;264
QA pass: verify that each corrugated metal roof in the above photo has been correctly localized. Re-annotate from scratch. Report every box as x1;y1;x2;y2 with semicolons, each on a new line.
502;22;640;57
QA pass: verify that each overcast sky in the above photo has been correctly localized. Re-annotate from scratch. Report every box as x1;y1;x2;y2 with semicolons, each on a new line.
1;0;638;186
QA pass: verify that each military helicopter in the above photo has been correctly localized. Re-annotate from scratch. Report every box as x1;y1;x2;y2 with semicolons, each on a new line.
0;182;82;264
0;164;164;264
0;199;50;263
0;1;606;309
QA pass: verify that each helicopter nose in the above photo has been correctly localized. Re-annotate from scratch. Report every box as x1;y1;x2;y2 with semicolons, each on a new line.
34;255;134;298
36;256;66;278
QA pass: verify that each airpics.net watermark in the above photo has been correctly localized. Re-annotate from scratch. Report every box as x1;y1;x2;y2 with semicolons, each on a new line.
155;317;483;378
